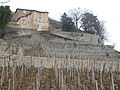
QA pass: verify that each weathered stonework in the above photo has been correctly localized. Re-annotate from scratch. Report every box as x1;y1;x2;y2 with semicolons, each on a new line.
8;8;49;31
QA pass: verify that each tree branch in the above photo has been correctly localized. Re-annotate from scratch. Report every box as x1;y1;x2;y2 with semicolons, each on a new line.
0;0;10;4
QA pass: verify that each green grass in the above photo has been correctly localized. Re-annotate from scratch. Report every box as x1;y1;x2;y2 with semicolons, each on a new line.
115;51;120;56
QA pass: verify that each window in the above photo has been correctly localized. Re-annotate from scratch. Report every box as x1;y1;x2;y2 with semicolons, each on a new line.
37;17;43;22
22;19;27;24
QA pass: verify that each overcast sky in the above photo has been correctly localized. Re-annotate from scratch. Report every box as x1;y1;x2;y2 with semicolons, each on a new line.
1;0;120;51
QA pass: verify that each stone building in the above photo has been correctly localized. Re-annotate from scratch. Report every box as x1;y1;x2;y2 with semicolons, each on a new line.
8;8;49;31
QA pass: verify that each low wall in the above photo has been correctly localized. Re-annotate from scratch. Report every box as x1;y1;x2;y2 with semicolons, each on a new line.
0;40;115;58
0;55;120;71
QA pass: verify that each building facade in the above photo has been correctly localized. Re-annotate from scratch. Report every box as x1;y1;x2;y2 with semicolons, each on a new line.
9;8;49;31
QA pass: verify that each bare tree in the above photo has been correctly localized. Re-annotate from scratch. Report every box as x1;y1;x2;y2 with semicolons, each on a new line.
99;21;108;42
0;0;10;4
68;8;82;30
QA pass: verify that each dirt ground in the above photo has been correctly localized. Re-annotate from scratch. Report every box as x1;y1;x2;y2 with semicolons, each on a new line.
0;66;120;90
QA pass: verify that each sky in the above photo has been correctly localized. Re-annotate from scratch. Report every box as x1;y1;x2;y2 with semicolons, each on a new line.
1;0;120;51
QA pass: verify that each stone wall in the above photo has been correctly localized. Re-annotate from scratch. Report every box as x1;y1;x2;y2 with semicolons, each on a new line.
52;31;103;45
6;28;103;46
0;39;115;59
0;54;120;70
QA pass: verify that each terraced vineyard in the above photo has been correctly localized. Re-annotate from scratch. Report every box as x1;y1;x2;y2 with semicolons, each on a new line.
0;65;120;90
0;39;120;90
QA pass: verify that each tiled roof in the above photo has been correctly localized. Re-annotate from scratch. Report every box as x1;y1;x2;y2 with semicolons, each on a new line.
11;11;31;21
16;8;48;13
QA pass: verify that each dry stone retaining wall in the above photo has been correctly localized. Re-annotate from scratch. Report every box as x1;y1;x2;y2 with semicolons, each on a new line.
0;55;120;72
0;40;115;58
